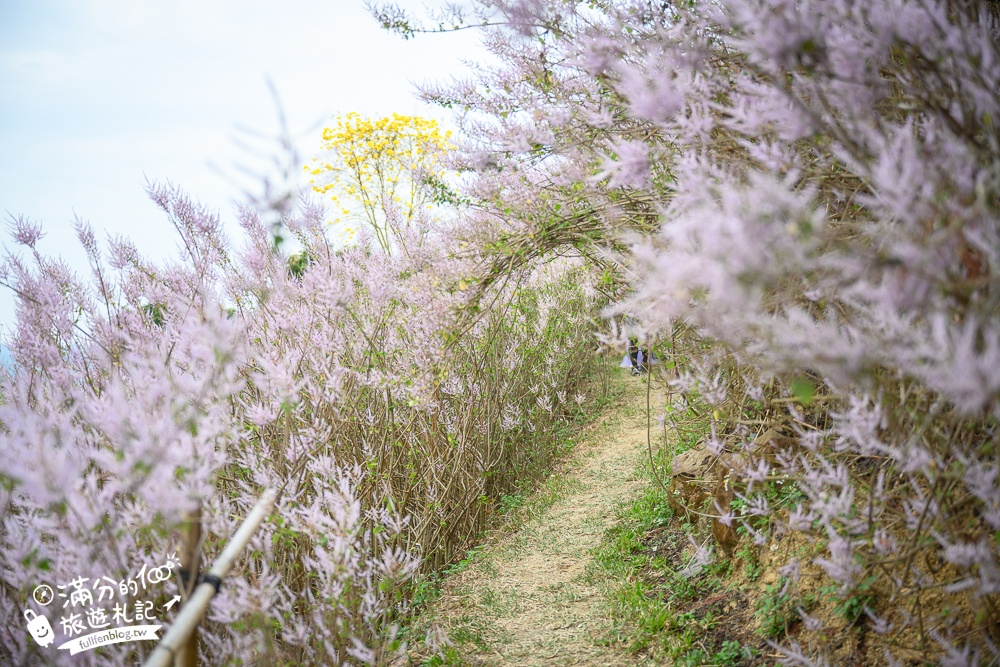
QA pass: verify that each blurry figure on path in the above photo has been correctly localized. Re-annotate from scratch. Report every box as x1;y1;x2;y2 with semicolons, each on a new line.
628;337;649;376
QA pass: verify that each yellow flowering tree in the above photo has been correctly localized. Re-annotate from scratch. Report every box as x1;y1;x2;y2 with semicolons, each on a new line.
307;112;453;252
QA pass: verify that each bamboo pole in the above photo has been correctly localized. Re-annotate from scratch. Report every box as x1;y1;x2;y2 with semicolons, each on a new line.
176;501;202;667
144;489;276;667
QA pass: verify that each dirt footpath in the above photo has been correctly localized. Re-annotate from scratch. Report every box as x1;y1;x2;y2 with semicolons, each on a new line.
410;377;663;666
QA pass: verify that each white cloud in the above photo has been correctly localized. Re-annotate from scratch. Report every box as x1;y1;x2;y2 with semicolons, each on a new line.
0;49;62;68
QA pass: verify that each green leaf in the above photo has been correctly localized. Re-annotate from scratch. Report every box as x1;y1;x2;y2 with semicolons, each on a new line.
789;377;816;406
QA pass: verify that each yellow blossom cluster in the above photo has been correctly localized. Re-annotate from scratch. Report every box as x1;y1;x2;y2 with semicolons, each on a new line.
305;112;453;251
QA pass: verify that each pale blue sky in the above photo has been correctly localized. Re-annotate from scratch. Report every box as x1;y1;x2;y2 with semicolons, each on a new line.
0;0;480;334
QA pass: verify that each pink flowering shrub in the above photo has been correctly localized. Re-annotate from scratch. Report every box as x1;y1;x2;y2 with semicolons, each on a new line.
374;0;1000;663
0;179;601;665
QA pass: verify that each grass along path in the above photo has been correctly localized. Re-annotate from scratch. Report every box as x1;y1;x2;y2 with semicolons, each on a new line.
407;371;665;666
